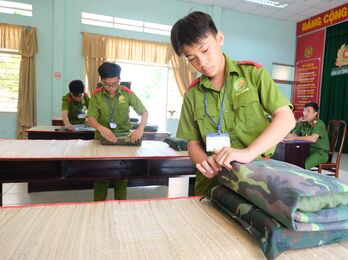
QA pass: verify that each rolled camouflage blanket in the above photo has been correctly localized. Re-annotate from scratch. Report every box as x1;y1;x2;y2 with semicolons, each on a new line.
207;185;348;260
218;159;348;231
163;137;188;151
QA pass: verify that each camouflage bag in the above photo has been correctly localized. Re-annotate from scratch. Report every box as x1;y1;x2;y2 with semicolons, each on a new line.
207;185;348;260
218;159;348;231
163;137;188;151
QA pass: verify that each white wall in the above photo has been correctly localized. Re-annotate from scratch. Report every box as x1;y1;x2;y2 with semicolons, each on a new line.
0;0;296;137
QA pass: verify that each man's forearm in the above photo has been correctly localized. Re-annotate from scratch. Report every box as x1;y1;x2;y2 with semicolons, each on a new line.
138;111;149;130
61;111;70;125
87;117;103;131
288;134;317;143
188;141;209;164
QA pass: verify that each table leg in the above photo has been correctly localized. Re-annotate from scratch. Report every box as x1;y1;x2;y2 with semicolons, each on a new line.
0;183;3;206
188;177;195;196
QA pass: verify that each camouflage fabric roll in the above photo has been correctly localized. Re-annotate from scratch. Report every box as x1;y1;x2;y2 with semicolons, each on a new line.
207;185;348;260
218;159;348;231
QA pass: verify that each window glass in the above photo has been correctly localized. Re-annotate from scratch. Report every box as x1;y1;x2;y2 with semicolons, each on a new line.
0;51;21;112
82;12;171;36
0;0;32;16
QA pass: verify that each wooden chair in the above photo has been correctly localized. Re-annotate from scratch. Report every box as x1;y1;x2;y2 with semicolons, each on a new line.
318;120;347;178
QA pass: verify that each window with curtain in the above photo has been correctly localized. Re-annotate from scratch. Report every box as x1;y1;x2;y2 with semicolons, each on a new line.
83;32;187;131
0;23;37;137
95;59;182;130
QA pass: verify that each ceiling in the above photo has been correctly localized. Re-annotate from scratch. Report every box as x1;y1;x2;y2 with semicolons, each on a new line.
180;0;347;22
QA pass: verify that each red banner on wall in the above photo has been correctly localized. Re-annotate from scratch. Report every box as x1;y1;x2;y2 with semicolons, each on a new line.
297;3;348;36
292;30;325;119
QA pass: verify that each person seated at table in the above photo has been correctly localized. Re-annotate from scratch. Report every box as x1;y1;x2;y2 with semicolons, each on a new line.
87;62;148;201
286;102;329;169
61;79;89;130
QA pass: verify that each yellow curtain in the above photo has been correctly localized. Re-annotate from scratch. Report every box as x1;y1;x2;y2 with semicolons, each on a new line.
82;33;107;92
17;27;37;139
0;23;21;49
82;32;197;98
82;33;171;92
105;35;171;64
169;48;196;96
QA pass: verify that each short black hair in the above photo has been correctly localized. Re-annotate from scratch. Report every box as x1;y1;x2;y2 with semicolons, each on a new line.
98;62;121;79
170;11;218;56
304;102;319;112
69;80;84;95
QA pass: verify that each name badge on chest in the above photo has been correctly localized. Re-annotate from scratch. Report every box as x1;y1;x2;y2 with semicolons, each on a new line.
206;133;231;152
77;112;85;119
109;119;117;129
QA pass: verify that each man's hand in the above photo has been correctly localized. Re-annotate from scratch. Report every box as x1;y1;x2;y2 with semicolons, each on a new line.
196;154;222;178
65;123;75;131
286;133;297;140
297;117;304;123
214;147;255;170
99;126;117;142
130;128;144;144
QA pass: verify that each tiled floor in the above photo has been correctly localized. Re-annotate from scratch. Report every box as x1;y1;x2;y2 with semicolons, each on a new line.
2;154;348;206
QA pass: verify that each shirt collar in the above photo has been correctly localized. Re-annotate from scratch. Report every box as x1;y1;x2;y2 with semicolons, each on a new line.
224;54;242;77
102;87;120;97
199;53;241;91
307;117;319;126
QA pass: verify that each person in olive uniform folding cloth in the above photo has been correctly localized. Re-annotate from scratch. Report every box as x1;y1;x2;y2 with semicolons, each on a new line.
61;79;89;130
170;11;296;195
286;102;329;169
87;62;148;201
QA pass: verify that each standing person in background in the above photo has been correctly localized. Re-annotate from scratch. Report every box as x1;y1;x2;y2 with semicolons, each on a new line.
87;62;148;201
286;102;329;169
170;11;296;195
61;79;89;131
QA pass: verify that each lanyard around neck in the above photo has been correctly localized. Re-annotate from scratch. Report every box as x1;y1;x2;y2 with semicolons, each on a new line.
204;82;227;134
105;95;117;121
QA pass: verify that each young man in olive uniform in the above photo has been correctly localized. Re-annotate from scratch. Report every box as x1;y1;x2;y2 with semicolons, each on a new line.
170;11;296;195
287;102;329;169
61;80;89;130
87;62;148;201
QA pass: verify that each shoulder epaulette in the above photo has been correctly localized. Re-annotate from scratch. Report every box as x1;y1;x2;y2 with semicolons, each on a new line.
121;87;133;94
310;120;318;127
92;87;103;95
185;78;200;94
83;93;89;97
66;96;72;102
238;60;263;68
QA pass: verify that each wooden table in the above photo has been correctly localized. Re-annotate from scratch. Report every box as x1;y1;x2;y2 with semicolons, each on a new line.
51;117;64;126
26;125;171;141
27;125;95;140
25;126;174;192
271;140;311;168
0;139;195;205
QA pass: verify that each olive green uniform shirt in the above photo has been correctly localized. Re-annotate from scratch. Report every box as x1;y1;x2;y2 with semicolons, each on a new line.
177;54;292;157
292;117;329;152
87;86;147;140
61;93;89;124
